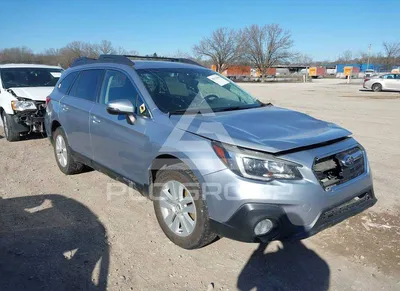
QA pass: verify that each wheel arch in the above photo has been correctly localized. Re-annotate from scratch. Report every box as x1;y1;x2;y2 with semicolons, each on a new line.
49;120;62;142
148;153;203;198
372;82;383;90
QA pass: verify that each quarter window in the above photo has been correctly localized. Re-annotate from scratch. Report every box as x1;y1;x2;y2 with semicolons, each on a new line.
69;70;104;102
58;71;79;94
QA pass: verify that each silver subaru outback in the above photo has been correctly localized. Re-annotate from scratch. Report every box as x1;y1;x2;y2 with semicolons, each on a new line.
45;55;376;249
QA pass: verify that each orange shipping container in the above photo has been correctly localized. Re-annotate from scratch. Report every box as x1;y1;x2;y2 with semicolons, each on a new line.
255;68;276;77
223;66;251;77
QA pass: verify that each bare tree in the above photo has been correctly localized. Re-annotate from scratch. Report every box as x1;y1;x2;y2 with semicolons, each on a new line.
0;47;35;63
193;28;244;72
98;40;115;55
115;46;138;55
243;24;293;82
338;50;353;63
292;53;313;65
382;41;400;70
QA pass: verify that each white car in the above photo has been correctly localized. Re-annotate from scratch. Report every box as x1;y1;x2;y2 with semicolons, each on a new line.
0;64;63;141
363;73;400;92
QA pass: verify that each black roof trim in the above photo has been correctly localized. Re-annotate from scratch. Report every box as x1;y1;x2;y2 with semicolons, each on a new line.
70;57;97;67
70;55;203;68
124;55;204;67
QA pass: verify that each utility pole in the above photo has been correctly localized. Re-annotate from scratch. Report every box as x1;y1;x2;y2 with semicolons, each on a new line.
367;44;372;71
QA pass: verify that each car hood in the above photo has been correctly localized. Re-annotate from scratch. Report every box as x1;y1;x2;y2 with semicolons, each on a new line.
8;87;53;101
169;106;351;153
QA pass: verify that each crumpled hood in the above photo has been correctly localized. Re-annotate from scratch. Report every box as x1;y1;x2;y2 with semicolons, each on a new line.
169;106;351;153
8;87;54;101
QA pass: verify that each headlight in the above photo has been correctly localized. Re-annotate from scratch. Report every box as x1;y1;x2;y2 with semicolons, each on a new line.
212;142;302;181
11;100;37;111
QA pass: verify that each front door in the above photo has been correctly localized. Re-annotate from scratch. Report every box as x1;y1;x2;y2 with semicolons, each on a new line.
90;69;151;184
382;74;397;90
59;69;104;159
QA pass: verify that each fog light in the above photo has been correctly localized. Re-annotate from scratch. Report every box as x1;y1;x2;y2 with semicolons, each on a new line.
254;219;274;236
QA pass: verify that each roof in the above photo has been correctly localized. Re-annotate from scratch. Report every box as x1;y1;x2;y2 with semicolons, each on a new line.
0;63;62;69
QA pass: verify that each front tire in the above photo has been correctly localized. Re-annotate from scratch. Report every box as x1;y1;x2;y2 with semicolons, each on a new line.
1;112;20;142
153;163;217;249
53;127;84;175
372;83;382;92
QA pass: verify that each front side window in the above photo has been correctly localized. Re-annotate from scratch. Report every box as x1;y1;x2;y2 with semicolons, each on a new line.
136;68;262;114
0;67;63;89
69;70;104;102
382;74;395;79
99;70;138;106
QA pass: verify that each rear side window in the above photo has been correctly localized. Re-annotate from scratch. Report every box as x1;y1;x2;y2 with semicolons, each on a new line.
57;71;79;94
395;74;400;80
99;70;138;107
70;70;104;102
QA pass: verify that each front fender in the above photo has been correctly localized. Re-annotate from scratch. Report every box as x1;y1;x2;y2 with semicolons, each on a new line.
146;130;227;192
0;91;16;115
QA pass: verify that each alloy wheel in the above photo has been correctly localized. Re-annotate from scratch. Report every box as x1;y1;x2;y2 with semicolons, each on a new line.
55;135;68;167
159;180;197;237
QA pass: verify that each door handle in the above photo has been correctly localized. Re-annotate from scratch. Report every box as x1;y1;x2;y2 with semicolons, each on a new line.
91;116;101;124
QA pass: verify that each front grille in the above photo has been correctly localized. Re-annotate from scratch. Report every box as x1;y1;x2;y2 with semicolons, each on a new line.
313;147;365;190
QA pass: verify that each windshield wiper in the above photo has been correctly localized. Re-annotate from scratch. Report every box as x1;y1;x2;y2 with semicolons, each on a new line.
169;103;271;116
213;105;266;112
169;108;213;116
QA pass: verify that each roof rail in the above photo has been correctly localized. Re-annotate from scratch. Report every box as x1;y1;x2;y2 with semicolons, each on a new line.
124;55;204;67
70;54;203;68
98;55;134;66
70;57;97;67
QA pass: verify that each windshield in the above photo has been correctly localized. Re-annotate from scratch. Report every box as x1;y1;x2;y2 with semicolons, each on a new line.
1;68;63;89
136;68;262;114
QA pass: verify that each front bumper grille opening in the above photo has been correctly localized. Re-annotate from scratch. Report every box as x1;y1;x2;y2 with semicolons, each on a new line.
313;147;365;190
320;192;371;222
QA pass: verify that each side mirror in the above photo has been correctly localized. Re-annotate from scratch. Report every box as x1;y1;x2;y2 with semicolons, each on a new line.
106;99;136;124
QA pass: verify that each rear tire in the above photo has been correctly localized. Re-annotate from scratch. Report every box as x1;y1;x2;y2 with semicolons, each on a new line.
53;127;84;175
1;112;20;142
372;83;382;92
153;163;217;249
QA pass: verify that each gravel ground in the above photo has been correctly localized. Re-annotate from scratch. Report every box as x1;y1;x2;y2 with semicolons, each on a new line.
0;79;399;291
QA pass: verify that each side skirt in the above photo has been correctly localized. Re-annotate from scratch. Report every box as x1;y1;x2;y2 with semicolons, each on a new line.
70;150;150;197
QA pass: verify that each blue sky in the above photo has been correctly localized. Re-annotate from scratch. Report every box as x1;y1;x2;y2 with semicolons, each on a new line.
0;0;398;61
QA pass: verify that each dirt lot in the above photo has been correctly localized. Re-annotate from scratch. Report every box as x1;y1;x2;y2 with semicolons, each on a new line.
0;79;399;291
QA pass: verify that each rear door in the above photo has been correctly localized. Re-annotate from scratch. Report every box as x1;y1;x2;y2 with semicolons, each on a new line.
90;69;151;184
59;69;104;159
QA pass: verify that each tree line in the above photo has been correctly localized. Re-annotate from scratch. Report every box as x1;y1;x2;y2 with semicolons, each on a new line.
0;40;138;68
1;26;399;78
193;25;400;76
335;42;400;70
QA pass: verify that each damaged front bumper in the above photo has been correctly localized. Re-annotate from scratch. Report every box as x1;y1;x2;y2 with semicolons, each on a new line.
11;101;47;133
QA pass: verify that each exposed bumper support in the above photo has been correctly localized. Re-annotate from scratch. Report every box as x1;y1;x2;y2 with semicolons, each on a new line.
12;109;46;133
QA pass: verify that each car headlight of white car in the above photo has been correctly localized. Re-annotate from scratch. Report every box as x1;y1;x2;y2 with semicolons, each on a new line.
11;100;37;111
212;142;303;181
